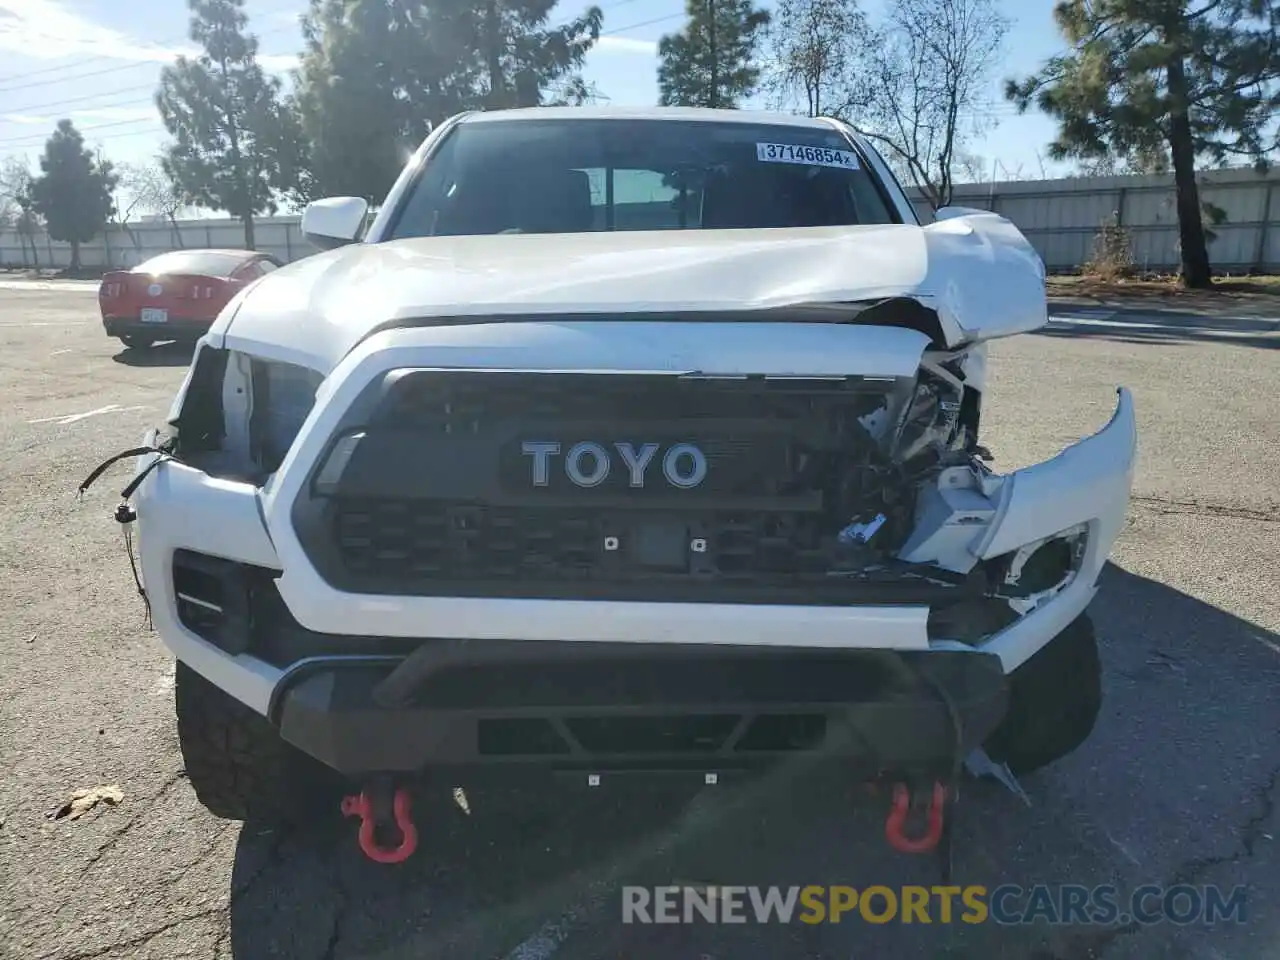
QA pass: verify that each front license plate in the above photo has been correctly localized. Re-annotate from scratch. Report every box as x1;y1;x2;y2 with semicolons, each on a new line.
140;308;168;324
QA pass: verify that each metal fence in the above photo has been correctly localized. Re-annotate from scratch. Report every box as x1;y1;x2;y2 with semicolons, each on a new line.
2;166;1277;273
920;166;1280;274
0;216;307;272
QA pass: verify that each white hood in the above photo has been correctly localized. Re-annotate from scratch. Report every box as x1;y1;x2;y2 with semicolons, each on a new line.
213;212;1047;372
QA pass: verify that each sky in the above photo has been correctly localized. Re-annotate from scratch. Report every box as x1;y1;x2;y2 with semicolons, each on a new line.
0;0;1077;206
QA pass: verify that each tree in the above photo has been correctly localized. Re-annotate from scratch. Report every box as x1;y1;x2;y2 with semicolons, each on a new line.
16;193;42;269
763;0;869;117
0;157;29;229
115;161;191;252
658;0;771;108
293;0;466;203
0;157;42;268
857;0;1010;209
293;0;602;203
157;0;294;249
473;0;602;110
1006;0;1280;288
28;121;118;272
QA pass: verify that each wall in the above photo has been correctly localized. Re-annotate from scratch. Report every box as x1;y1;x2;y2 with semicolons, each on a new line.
915;166;1280;274
2;167;1278;273
0;216;307;272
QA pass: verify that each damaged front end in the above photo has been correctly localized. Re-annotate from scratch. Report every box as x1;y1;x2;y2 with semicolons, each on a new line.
116;317;1135;667
96;314;1134;823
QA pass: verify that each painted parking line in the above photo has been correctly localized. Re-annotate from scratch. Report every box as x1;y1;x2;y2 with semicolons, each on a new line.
28;404;147;425
0;279;100;291
1049;314;1280;336
0;320;90;327
1048;309;1118;322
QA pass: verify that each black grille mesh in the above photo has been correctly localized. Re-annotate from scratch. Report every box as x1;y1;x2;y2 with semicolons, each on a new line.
306;372;902;598
334;502;832;584
374;373;884;430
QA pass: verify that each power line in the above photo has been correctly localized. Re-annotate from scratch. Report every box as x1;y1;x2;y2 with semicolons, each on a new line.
0;6;681;121
2;82;158;115
602;11;683;32
0;60;169;94
0;116;161;148
0;0;666;102
0;0;303;91
0;71;613;148
0;5;683;148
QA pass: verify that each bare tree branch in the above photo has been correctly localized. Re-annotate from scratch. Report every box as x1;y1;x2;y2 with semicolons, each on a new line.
853;0;1011;208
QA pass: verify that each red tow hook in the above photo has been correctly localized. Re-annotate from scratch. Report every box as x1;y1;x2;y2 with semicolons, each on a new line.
885;781;947;854
341;787;418;864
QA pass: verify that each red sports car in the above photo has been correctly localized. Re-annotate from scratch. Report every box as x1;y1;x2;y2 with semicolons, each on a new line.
99;248;283;349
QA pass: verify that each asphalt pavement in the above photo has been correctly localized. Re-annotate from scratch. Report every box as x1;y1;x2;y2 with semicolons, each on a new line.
0;284;1277;960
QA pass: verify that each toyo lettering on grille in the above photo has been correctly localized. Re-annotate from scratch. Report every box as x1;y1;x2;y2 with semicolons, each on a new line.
521;441;708;489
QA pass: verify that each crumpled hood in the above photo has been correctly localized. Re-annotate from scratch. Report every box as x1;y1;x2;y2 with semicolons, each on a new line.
213;213;1047;372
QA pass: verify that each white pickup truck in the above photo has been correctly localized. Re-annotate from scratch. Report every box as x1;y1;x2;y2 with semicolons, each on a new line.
105;106;1134;863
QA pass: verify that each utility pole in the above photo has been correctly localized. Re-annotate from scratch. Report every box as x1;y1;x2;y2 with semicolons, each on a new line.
708;0;718;108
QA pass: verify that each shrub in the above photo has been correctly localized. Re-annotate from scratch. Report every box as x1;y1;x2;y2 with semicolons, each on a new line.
1082;212;1135;281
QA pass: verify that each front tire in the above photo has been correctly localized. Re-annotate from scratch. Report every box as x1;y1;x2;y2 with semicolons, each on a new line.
175;662;331;821
983;614;1102;775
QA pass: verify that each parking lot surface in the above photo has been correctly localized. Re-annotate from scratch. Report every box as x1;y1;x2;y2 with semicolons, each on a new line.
0;284;1277;960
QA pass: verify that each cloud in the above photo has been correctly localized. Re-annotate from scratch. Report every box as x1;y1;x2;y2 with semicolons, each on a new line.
258;52;300;73
594;35;658;55
72;106;159;122
1;106;158;127
0;0;195;64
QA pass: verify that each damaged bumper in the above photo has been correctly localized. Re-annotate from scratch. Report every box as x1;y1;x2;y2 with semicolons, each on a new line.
975;388;1136;671
130;384;1135;728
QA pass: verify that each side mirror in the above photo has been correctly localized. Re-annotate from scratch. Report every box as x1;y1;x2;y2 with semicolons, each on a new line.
932;205;992;223
301;196;370;250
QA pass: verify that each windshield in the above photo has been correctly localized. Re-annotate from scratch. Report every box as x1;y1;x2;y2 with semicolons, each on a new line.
134;251;247;277
387;118;900;238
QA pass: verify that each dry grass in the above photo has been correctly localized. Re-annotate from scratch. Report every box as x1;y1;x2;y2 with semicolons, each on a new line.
1080;217;1136;282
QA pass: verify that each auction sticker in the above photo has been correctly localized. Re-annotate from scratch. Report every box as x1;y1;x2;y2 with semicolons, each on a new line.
756;142;860;169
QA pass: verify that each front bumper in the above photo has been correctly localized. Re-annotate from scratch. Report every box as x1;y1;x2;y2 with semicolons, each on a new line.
130;336;1136;757
273;641;1008;779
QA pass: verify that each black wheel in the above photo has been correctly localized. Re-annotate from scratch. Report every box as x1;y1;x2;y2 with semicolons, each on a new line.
120;334;153;349
175;662;334;821
983;614;1102;775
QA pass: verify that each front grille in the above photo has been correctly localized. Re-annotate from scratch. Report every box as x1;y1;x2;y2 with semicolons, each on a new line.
334;502;832;586
297;371;914;601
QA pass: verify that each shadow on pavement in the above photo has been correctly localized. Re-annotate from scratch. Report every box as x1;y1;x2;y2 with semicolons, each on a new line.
226;564;1280;960
111;340;198;367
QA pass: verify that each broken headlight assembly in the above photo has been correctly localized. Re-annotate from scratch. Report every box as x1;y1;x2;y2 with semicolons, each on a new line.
167;344;325;483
